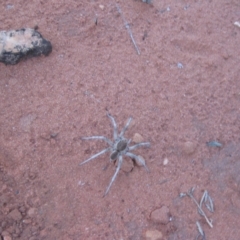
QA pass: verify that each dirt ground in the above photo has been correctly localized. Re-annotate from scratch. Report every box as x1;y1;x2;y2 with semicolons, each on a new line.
1;0;240;239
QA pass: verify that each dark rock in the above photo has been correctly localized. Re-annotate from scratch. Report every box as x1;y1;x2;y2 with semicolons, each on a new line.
0;28;52;65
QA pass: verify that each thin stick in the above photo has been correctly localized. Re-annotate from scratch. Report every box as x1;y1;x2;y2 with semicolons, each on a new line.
187;189;213;228
116;4;140;55
199;190;207;216
204;191;214;213
196;221;206;240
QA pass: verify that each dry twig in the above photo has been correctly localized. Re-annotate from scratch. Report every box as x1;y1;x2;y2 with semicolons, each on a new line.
116;4;140;55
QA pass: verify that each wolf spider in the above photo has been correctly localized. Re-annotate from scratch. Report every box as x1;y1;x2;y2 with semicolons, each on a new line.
80;112;150;196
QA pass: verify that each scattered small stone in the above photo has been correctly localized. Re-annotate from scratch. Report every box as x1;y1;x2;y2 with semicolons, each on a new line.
3;236;12;240
23;219;32;224
99;4;104;10
1;231;10;237
150;206;170;225
14;227;21;235
78;180;85;186
18;205;26;213
27;208;36;217
2;231;12;240
1;221;7;228
163;157;168;165
132;133;144;143
31;225;40;235
29;237;38;240
0;184;7;192
183;4;190;10
6;226;14;234
182;141;196;155
6;4;14;10
0;28;52;65
145;229;163;240
177;62;183;68
7;208;22;221
179;192;186;198
234;21;240;28
20;113;37;132
40;228;48;238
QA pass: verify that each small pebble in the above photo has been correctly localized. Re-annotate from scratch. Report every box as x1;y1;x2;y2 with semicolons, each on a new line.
3;236;12;240
177;62;183;68
7;209;22;221
163;158;168;165
182;141;196;155
150;206;170;225
1;231;10;237
145;229;163;240
132;133;144;143
27;208;36;217
234;21;240;27
40;229;48;238
29;237;38;240
1;221;7;228
6;226;14;234
6;4;14;10
23;219;32;224
99;4;104;10
18;205;26;213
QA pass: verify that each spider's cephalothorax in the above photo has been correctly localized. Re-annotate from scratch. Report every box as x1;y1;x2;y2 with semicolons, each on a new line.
110;139;128;161
80;112;150;196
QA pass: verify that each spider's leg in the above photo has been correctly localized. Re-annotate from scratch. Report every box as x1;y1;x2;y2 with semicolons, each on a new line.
104;155;123;197
119;117;132;137
129;142;150;151
81;136;113;146
126;152;149;172
107;112;118;140
79;147;111;166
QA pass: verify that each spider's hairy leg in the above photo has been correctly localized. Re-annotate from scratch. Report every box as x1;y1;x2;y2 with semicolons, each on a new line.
119;117;132;137
126;152;149;172
129;142;150;151
104;155;123;197
79;147;111;166
106;112;118;140
81;136;113;146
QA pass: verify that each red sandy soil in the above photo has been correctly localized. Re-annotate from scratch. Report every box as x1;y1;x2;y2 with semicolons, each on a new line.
1;0;240;239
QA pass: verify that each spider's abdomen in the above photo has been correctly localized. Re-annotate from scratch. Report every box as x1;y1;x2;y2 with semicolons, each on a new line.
117;140;128;151
110;151;119;161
